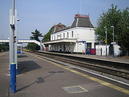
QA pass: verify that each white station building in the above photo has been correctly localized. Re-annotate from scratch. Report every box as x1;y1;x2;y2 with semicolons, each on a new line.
44;14;97;53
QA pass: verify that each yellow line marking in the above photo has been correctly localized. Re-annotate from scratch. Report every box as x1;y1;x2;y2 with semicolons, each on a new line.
28;52;129;95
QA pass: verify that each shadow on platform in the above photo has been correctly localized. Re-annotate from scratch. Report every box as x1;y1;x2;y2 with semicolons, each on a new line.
17;77;44;92
43;70;65;79
18;54;28;58
17;70;64;92
18;61;41;74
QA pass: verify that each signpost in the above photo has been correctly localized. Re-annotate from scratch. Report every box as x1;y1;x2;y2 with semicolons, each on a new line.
9;0;17;93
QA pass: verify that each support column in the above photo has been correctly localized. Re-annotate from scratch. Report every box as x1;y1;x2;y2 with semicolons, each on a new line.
91;42;95;49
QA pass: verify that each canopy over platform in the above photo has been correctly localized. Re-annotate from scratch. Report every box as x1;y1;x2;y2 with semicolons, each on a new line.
43;38;77;45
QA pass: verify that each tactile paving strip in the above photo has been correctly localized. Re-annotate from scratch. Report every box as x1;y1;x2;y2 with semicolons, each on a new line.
63;85;88;94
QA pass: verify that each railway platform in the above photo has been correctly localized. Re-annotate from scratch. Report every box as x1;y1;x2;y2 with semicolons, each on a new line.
0;52;129;97
0;52;9;97
41;51;129;64
70;54;129;64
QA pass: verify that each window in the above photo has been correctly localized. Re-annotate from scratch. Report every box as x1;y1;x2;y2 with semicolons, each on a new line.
60;34;62;39
54;36;55;40
63;33;65;38
67;32;69;38
57;35;60;39
87;43;91;49
71;31;73;37
51;36;53;40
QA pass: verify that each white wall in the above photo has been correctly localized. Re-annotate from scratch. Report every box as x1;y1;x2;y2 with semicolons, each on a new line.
76;27;95;42
76;27;95;49
50;27;96;52
96;45;109;56
51;27;95;41
74;42;85;53
51;28;77;40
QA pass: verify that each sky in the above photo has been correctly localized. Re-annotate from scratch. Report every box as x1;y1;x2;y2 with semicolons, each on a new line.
0;0;129;40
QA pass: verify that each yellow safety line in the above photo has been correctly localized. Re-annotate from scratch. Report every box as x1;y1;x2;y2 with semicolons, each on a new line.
28;52;129;95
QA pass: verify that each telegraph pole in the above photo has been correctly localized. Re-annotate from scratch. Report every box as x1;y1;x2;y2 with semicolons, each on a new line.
9;0;17;93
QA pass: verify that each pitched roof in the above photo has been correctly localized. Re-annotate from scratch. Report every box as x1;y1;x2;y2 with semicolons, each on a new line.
51;14;94;34
71;14;94;28
52;23;66;34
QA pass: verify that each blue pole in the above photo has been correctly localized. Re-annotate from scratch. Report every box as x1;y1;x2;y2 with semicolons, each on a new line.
10;63;16;93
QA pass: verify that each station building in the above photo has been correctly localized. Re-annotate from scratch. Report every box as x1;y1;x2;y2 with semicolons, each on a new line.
44;14;97;53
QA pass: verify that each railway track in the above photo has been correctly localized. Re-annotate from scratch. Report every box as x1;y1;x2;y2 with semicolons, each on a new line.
33;51;129;80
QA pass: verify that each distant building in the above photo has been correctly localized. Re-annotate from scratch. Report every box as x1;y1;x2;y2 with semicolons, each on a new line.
44;14;96;53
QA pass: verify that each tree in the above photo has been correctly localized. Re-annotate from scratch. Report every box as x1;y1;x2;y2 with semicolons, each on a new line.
42;26;54;42
0;43;9;52
118;8;129;54
96;5;121;44
26;43;39;51
30;29;42;41
27;29;42;51
96;5;129;55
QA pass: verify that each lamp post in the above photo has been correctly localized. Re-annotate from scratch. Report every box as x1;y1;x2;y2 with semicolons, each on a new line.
104;26;107;56
9;0;17;93
111;26;115;57
111;26;114;42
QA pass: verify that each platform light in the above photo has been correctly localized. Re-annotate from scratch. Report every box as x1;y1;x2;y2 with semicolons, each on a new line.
9;0;17;93
111;26;114;42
